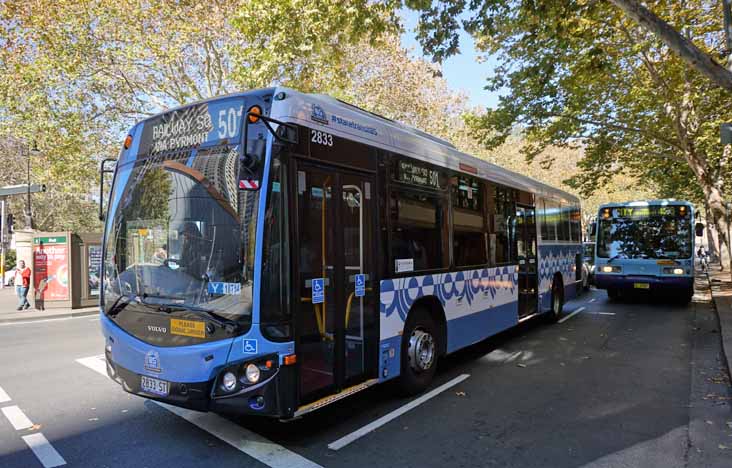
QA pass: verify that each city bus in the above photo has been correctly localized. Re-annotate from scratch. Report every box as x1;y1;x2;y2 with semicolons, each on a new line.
592;200;696;302
99;88;583;419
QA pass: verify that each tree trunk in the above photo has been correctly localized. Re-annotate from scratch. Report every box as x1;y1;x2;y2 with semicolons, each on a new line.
608;0;732;91
704;203;721;262
704;184;731;271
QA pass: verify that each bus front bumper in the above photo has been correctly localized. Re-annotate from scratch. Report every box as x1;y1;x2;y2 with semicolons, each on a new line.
594;274;693;291
104;350;295;419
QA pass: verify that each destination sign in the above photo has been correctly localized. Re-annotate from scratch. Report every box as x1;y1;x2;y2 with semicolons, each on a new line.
396;160;442;189
611;206;687;218
136;97;246;157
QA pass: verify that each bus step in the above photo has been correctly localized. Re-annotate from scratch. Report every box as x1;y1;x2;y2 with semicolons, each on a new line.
294;378;379;418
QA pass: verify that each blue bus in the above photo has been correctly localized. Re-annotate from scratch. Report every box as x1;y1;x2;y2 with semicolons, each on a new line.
99;88;583;419
593;200;695;302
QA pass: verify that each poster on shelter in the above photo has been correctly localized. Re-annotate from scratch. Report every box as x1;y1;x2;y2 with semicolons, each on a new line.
33;236;69;301
88;245;102;297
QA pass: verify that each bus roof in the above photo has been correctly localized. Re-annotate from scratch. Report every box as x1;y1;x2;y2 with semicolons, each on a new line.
131;87;579;205
269;87;580;205
597;200;694;211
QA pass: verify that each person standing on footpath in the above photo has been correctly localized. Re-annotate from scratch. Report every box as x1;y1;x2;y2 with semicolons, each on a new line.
14;260;31;310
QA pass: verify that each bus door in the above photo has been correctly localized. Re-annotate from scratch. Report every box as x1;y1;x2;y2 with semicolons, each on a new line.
516;206;538;317
293;162;377;403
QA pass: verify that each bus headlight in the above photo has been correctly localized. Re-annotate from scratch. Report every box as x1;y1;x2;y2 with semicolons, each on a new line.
221;372;237;392
600;265;621;273
664;267;685;275
245;364;261;384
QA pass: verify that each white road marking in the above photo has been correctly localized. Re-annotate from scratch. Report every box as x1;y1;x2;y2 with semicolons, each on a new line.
161;403;322;468
1;405;34;430
76;355;323;468
585;311;616;316
558;307;586;324
22;433;66;467
328;373;471;451
75;355;107;376
0;385;11;403
589;298;596;303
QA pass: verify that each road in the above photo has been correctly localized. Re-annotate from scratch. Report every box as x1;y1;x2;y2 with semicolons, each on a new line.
0;283;730;468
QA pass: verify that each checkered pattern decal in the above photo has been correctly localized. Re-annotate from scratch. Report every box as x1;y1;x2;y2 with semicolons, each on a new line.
538;244;581;295
379;266;519;340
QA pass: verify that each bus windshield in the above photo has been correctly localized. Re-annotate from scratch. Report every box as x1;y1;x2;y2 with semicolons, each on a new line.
597;205;692;260
103;147;258;322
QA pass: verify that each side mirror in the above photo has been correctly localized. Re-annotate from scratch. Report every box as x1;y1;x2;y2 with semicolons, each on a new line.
695;222;705;237
589;223;597;237
98;158;116;221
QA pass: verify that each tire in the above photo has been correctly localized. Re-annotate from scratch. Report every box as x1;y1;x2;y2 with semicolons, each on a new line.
398;307;439;395
547;277;564;323
607;288;619;300
681;286;694;304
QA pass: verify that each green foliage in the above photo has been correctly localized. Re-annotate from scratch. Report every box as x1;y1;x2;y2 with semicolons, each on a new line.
409;0;732;210
3;249;16;273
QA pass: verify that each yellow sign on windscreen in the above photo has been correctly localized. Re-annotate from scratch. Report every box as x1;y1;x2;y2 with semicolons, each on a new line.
170;318;206;338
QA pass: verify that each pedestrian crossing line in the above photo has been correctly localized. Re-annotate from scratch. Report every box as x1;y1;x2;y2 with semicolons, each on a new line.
22;433;66;468
1;405;33;430
75;355;107;376
76;354;324;468
0;385;11;403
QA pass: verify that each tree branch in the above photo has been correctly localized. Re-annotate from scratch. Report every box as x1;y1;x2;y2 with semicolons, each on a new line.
608;0;732;91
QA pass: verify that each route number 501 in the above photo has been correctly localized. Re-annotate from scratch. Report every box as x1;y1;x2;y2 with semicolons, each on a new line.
311;130;333;147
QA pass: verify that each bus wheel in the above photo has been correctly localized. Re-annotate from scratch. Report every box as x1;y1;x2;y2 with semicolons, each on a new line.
681;286;694;304
398;307;438;395
547;278;564;323
607;288;619;301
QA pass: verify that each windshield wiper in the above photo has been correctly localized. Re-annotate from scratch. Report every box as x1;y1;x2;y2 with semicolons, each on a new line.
138;297;239;333
106;294;132;318
606;254;623;264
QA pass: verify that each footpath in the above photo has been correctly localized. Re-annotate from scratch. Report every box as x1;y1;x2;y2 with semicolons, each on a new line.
0;286;98;324
708;268;732;380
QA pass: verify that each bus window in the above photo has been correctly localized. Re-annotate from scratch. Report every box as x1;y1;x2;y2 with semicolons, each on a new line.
493;185;517;264
541;199;558;242
452;175;487;267
390;189;447;272
558;203;571;241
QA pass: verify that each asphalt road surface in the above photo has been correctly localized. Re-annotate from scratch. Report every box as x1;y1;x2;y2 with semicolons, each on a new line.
1;283;730;468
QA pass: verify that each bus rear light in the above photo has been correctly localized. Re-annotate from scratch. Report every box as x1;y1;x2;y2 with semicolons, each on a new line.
283;354;297;366
123;134;133;149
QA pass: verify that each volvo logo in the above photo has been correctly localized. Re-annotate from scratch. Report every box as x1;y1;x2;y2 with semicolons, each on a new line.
147;325;167;333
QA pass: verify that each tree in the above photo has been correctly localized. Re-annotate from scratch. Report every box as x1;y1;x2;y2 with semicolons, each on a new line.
0;0;399;231
410;0;732;262
607;0;732;91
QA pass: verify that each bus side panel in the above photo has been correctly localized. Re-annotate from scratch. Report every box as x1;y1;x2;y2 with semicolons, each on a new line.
378;265;519;382
538;243;583;311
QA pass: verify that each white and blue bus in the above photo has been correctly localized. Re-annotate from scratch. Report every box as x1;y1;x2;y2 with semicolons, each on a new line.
593;200;696;302
99;88;583;419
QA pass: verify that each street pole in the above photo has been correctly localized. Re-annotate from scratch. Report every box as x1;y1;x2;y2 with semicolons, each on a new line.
0;198;5;290
724;0;732;71
720;202;732;277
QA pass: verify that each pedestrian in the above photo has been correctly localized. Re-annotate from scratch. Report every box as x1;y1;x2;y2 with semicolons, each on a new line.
14;260;31;310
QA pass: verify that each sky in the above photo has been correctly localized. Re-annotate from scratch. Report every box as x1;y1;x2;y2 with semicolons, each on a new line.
399;8;506;109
